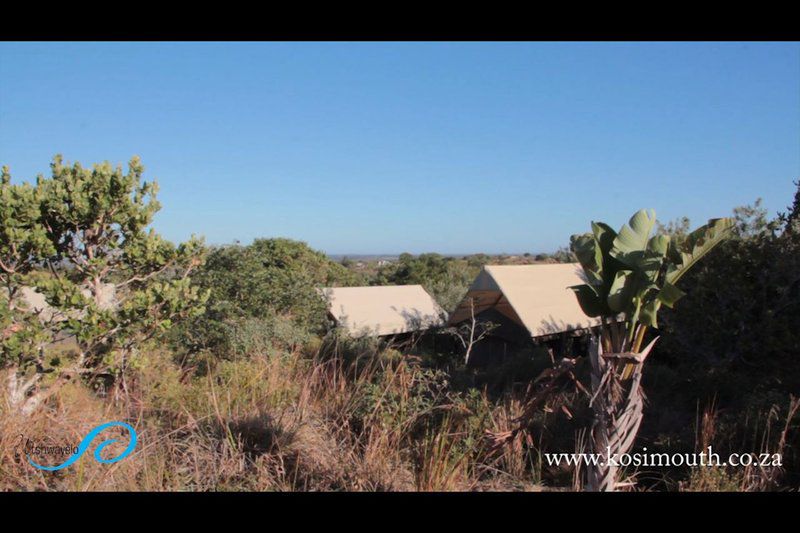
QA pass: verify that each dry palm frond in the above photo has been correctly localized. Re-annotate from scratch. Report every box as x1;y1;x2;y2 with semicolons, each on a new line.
485;357;588;453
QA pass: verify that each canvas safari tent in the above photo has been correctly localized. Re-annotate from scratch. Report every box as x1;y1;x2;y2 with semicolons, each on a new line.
447;263;601;364
320;285;446;338
6;284;117;323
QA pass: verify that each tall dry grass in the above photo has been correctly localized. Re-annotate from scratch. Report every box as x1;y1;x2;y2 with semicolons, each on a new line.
5;339;794;492
680;396;800;492
0;342;542;491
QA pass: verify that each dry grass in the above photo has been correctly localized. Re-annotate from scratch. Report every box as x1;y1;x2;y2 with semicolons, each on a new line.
5;340;794;492
0;343;544;491
680;396;800;492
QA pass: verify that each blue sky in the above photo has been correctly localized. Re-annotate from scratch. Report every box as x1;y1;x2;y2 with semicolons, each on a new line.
1;42;798;255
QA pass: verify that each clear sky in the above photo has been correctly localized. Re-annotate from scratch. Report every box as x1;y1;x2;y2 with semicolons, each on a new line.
1;42;798;255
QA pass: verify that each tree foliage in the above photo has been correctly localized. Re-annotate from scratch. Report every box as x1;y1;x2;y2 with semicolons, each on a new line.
658;187;800;388
180;238;360;357
374;253;478;312
1;156;207;413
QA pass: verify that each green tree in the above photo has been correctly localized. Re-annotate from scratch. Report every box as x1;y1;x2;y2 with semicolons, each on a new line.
551;246;575;263
1;166;57;412
466;253;491;269
658;190;800;388
655;215;691;239
374;253;478;312
1;156;207;414
779;179;800;233
181;238;359;358
730;198;776;238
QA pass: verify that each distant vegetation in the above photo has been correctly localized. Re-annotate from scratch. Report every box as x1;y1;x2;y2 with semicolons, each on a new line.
1;156;797;491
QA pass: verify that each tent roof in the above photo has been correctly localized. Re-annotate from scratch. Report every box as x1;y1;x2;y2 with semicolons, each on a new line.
5;284;117;323
448;263;600;338
321;285;446;337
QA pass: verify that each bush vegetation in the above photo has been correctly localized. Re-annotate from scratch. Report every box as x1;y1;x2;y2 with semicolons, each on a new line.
1;156;798;491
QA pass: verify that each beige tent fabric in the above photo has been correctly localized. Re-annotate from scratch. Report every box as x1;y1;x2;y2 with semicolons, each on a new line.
6;284;118;323
321;285;446;337
448;263;600;338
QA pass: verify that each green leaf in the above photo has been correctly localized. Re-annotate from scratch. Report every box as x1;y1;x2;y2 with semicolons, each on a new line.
665;217;734;286
570;233;599;275
607;269;634;313
569;284;609;317
611;209;657;267
657;281;685;308
591;221;618;257
647;233;670;256
639;299;661;328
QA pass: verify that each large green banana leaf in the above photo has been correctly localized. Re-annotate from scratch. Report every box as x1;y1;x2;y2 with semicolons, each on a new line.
571;209;733;331
665;217;734;286
611;209;657;268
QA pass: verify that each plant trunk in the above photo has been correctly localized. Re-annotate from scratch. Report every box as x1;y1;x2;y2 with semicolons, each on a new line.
585;334;650;491
5;368;46;416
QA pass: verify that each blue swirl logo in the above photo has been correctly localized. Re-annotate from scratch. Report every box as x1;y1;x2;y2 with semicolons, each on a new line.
27;421;138;471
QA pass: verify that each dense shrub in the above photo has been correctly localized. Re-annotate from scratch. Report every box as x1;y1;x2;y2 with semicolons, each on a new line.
176;238;359;359
373;253;478;311
657;190;800;394
638;184;800;488
224;315;313;359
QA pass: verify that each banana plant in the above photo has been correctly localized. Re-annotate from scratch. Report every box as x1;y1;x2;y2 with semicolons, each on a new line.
571;209;733;351
569;209;733;491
